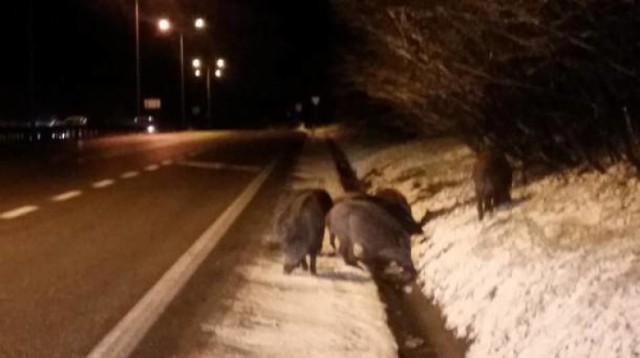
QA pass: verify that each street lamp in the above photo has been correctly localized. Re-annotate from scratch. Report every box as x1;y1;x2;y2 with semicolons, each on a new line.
192;58;226;128
194;18;206;29
158;18;171;32
157;17;206;129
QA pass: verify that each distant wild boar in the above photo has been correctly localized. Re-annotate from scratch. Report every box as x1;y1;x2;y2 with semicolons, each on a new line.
275;189;333;275
473;148;513;220
326;197;417;281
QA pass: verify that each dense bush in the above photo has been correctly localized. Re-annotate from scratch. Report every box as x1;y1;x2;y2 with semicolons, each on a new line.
334;0;640;171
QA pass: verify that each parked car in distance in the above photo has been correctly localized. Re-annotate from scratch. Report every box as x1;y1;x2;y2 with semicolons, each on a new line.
133;115;156;133
34;115;63;128
63;115;88;126
133;115;154;125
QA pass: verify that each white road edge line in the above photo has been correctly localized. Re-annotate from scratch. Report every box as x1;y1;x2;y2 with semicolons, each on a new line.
87;160;278;358
51;190;82;202
121;171;140;179
144;164;160;172
93;179;115;189
1;206;39;220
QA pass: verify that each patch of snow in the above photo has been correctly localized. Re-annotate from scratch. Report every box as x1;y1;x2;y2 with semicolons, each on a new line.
343;136;640;358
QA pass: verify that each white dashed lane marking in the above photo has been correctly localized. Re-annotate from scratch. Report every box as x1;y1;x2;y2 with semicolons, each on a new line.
51;190;82;202
121;171;140;179
93;179;115;189
144;164;159;172
1;206;39;220
161;160;173;166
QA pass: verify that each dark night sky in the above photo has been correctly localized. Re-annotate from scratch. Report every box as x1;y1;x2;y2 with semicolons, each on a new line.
0;0;337;128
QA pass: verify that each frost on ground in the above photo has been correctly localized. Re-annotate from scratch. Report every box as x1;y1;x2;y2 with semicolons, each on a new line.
192;137;397;358
343;136;640;358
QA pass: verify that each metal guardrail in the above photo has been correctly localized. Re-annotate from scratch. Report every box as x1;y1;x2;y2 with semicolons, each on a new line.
0;126;149;144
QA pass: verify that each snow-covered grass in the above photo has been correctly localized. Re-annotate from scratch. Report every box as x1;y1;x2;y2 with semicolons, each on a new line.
193;137;397;358
343;136;640;358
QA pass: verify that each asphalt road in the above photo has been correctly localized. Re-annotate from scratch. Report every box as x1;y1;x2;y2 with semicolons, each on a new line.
0;130;303;357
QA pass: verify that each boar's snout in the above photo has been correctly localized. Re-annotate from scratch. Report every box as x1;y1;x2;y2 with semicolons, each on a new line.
283;263;296;274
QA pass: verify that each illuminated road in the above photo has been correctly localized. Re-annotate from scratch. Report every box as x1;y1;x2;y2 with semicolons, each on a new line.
0;131;303;357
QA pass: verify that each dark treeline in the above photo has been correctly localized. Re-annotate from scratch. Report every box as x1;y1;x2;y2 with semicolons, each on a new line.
334;0;640;172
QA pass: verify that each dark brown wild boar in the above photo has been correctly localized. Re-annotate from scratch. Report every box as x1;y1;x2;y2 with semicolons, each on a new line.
275;189;333;275
328;189;423;251
326;198;417;282
473;149;512;220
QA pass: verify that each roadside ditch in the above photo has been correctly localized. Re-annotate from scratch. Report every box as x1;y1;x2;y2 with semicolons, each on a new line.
326;139;469;358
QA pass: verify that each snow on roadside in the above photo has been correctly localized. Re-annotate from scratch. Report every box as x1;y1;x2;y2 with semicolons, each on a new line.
341;136;640;358
192;136;397;358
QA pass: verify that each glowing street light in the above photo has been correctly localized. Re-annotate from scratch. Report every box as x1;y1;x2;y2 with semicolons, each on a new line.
195;69;202;77
192;58;202;69
157;16;205;128
158;18;171;32
216;58;226;69
215;69;223;78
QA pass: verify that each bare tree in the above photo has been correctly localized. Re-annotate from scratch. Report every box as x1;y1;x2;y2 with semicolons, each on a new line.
334;0;640;171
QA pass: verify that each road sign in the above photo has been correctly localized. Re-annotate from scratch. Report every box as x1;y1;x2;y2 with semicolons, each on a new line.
311;96;320;106
144;98;161;110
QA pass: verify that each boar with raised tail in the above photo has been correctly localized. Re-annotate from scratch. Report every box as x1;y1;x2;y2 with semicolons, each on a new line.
326;196;418;281
473;148;513;220
275;189;333;275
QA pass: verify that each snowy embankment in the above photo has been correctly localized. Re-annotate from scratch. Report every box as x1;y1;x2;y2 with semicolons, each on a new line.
195;136;397;358
343;136;640;358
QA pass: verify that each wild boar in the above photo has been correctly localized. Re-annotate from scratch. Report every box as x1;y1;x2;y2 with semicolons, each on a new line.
328;189;422;250
275;189;333;275
326;198;417;280
473;148;513;220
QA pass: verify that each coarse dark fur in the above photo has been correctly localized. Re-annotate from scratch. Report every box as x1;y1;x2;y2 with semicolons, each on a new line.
329;189;422;250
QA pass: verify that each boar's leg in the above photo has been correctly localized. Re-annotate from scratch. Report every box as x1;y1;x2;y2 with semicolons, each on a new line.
497;188;511;205
486;194;495;216
477;195;485;220
309;254;317;275
329;233;337;252
300;257;309;271
339;238;360;268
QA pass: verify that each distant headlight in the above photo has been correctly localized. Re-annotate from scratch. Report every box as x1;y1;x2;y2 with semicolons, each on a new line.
147;125;156;134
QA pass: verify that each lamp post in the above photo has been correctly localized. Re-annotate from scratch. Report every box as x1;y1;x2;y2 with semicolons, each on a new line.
192;57;225;128
158;17;205;129
135;0;141;116
27;0;35;125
